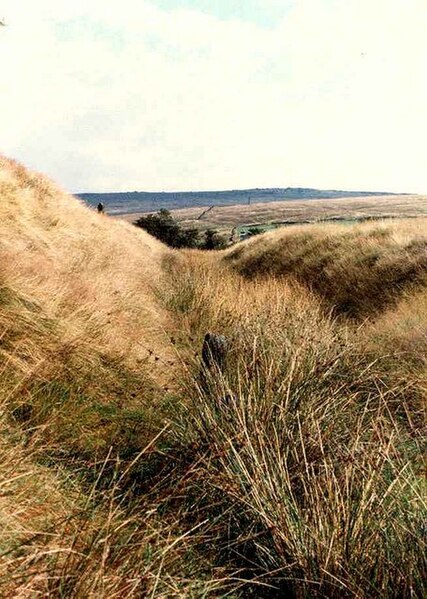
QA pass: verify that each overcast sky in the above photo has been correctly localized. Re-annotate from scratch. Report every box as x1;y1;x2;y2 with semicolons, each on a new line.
1;0;426;193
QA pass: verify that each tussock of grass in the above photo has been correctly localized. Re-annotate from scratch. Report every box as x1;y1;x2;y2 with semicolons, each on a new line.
0;157;425;596
163;255;426;597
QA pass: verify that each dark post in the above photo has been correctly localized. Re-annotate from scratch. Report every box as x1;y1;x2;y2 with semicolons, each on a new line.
202;332;229;373
200;333;235;407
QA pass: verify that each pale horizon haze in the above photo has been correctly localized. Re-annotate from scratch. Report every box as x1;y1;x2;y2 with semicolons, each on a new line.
1;0;427;193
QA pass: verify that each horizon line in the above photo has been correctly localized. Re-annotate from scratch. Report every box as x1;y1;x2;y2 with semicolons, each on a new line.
75;186;412;196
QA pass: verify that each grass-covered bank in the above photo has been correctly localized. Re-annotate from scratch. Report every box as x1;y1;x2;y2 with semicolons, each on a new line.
224;220;427;317
0;156;425;596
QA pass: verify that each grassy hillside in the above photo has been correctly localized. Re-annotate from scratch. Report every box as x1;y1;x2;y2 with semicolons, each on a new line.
0;156;181;456
0;157;425;597
225;219;427;317
0;157;188;595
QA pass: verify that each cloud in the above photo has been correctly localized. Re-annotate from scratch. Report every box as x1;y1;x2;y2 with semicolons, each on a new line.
0;0;426;192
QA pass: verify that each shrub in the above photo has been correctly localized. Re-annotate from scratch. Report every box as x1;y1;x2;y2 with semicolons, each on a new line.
134;209;199;248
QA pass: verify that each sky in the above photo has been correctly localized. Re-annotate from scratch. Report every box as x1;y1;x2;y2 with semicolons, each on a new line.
1;0;427;193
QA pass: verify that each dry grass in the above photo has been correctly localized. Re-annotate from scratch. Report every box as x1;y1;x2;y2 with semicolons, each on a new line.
0;156;186;454
162;254;426;597
366;287;427;364
225;218;427;317
0;156;174;369
0;156;425;597
0;157;219;595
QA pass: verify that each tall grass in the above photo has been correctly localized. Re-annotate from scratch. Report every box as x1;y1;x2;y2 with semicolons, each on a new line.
164;254;426;597
225;219;427;317
0;157;244;596
0;411;228;597
0;156;425;596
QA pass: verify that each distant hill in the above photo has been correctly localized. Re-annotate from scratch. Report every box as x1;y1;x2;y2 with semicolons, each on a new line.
78;187;403;215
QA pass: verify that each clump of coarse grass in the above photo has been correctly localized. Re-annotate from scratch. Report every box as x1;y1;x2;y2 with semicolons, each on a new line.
164;255;426;598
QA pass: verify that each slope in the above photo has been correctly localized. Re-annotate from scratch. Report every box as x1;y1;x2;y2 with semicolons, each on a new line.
0;157;425;598
224;218;427;316
0;157;202;596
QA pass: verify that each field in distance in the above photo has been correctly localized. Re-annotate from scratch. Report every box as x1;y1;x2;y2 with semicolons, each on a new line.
115;193;427;237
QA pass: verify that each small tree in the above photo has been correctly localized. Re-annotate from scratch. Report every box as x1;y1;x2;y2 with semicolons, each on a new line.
134;209;199;248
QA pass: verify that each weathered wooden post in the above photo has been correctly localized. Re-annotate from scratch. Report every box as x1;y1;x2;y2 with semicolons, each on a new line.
199;333;234;407
202;332;229;372
200;332;229;395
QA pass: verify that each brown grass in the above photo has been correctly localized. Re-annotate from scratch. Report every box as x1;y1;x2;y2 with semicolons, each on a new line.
0;156;425;597
0;156;174;368
163;254;426;597
225;218;427;317
0;157;212;596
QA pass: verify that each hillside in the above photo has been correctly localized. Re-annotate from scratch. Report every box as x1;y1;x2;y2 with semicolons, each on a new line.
225;219;427;316
0;156;185;594
0;156;175;377
0;157;425;597
79;186;402;216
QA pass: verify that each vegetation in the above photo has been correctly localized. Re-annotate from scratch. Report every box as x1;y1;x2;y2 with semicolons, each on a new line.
162;254;426;598
203;228;227;250
246;226;263;237
134;208;200;248
225;221;427;317
134;209;227;250
0;156;425;597
137;194;427;242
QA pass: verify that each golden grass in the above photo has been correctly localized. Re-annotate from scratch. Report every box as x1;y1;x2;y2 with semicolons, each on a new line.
0;156;425;597
225;218;427;317
0;157;240;596
0;155;176;357
366;286;427;361
0;155;190;458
